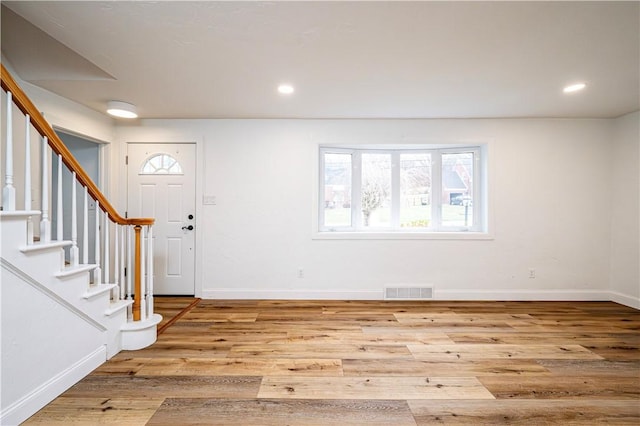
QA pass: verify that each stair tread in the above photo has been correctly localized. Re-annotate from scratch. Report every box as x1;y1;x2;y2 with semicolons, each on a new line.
121;313;163;331
55;263;97;278
20;240;72;252
105;299;134;316
83;283;117;299
0;210;41;218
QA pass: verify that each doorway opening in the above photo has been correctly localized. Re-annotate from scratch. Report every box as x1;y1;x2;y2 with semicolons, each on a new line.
52;131;102;268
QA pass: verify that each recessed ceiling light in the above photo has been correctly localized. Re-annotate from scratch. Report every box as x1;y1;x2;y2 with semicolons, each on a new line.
106;100;138;118
277;84;295;95
563;82;587;93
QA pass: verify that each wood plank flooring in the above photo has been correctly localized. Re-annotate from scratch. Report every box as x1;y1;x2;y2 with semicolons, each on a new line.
24;300;640;425
154;296;201;334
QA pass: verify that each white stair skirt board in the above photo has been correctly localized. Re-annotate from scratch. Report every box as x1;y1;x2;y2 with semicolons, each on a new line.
121;313;163;350
0;346;106;426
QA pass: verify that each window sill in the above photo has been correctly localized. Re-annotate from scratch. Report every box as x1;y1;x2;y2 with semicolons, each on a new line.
312;231;493;240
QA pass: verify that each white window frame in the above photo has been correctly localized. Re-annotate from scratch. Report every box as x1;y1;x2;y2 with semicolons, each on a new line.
317;145;489;238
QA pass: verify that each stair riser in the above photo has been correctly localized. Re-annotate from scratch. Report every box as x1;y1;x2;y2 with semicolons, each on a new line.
3;250;112;322
2;211;154;364
121;313;161;352
104;310;127;358
13;249;66;279
73;290;119;323
9;259;91;301
0;216;32;253
52;278;121;323
4;239;131;344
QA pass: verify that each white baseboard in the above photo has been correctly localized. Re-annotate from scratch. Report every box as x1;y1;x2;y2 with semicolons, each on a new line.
609;291;640;310
0;346;106;425
202;288;638;311
201;288;615;302
434;289;611;301
201;289;382;300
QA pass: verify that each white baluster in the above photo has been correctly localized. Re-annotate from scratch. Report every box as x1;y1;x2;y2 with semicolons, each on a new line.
104;213;110;284
127;225;132;301
120;225;126;300
24;115;31;210
140;225;147;321
3;92;15;210
70;173;79;266
93;200;101;285
24;115;33;244
56;154;63;241
82;186;88;264
115;224;121;299
147;225;154;317
40;136;51;242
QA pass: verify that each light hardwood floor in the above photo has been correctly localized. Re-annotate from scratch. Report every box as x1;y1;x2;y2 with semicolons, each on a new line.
24;299;640;425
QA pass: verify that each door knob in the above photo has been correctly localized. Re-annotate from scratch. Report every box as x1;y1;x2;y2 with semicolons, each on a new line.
182;225;194;231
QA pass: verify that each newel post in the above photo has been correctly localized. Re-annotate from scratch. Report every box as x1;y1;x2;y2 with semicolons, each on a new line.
133;224;142;321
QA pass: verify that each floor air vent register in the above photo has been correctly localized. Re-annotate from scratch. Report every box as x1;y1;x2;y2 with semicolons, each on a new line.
384;286;434;300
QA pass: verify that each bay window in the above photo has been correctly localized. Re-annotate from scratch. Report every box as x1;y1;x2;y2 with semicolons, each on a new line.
319;146;485;234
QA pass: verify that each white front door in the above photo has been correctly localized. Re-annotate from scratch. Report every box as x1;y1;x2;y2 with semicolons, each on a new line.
127;143;196;295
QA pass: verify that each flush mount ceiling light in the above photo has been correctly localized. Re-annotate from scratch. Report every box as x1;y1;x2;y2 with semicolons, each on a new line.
563;82;587;93
106;100;138;118
277;84;295;95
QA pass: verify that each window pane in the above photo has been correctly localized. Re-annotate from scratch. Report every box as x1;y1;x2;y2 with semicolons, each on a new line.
140;154;183;175
442;152;474;227
323;153;352;228
400;153;431;228
361;153;391;227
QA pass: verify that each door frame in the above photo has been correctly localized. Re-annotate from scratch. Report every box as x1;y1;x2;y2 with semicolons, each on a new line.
52;127;108;264
120;139;204;298
53;126;109;195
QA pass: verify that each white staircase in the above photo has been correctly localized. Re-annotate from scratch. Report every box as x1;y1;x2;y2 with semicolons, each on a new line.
1;64;161;425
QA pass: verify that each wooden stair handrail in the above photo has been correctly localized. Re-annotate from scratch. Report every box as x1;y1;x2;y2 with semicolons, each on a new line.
1;64;153;226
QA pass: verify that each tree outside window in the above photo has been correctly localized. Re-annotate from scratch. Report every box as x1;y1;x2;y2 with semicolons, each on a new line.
320;146;483;233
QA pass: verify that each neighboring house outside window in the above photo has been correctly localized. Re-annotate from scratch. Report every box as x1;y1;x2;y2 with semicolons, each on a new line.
319;145;486;235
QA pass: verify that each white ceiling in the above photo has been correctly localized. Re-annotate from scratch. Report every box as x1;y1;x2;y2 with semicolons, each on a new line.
2;1;639;120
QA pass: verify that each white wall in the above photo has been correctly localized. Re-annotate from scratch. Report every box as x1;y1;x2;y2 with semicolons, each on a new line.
1;257;106;425
1;57;115;144
1;57;117;207
3;62;630;303
117;118;614;301
610;111;640;308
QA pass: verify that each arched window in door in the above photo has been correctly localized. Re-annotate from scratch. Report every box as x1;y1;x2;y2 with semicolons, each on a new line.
140;153;183;175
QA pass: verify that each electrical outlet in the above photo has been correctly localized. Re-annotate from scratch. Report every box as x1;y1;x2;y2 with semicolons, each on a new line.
203;195;216;205
297;268;304;279
528;268;536;279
